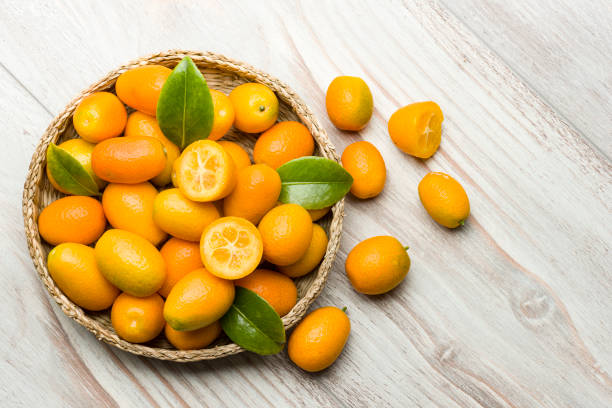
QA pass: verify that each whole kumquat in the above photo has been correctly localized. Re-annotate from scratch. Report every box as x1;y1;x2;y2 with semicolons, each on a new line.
115;65;172;116
258;204;313;266
73;92;127;143
229;83;279;133
345;236;410;295
253;121;314;169
111;293;165;343
288;306;351;372
326;76;373;131
418;172;470;228
92;136;166;184
223;164;281;225
38;196;106;246
341;141;386;199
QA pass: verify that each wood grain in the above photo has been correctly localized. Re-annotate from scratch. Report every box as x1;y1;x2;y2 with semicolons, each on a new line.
439;0;612;157
0;0;610;407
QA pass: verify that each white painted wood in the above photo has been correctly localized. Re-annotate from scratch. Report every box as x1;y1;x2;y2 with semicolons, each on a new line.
439;0;612;157
1;0;610;407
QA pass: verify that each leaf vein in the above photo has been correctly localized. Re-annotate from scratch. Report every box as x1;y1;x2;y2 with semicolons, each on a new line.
181;67;187;148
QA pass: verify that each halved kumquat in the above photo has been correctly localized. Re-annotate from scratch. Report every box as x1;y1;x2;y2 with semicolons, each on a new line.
200;216;263;280
388;101;444;159
174;140;237;202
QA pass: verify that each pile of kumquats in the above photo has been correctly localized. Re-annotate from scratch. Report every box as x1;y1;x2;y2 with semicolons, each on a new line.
39;57;469;372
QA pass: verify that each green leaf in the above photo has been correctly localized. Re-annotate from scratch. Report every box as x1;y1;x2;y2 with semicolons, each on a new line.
46;143;100;196
156;56;214;149
221;287;285;355
277;156;353;209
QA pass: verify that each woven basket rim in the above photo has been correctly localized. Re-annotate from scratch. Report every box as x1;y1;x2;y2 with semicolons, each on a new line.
22;50;344;362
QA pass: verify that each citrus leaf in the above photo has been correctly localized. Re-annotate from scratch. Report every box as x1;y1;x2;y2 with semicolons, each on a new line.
46;143;100;196
221;287;285;355
156;56;214;149
277;156;353;209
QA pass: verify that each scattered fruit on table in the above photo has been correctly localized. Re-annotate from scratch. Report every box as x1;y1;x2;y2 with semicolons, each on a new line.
39;55;469;369
217;140;252;172
95;229;166;297
116;64;171;116
341;141;386;199
345;236;410;295
158;238;204;298
235;269;298;316
124;111;180;186
173;140;236;202
253;121;315;169
73;92;127;143
388;101;444;159
230;82;279;133
103;182;167;246
164;268;235;331
47;243;119;311
418;172;470;228
92;136;166;184
46;138;106;192
153;188;220;241
165;321;222;350
111;293;165;343
279;224;328;278
258;203;313;266
325;76;373;131
288;306;351;372
208;89;236;141
223;164;281;224
38;196;105;245
200;216;263;279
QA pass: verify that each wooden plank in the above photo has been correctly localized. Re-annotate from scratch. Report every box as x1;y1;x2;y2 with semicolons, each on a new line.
439;0;612;157
0;0;610;406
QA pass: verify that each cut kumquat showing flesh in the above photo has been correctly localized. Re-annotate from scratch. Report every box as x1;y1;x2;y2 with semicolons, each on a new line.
388;101;444;159
200;217;263;279
174;140;237;202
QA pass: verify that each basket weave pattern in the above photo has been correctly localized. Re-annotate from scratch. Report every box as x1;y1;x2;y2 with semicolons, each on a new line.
22;50;344;362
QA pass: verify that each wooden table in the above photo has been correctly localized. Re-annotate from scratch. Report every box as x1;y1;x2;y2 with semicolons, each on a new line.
2;1;610;406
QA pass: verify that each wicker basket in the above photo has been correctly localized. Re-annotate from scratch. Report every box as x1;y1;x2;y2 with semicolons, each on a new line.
22;50;344;362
